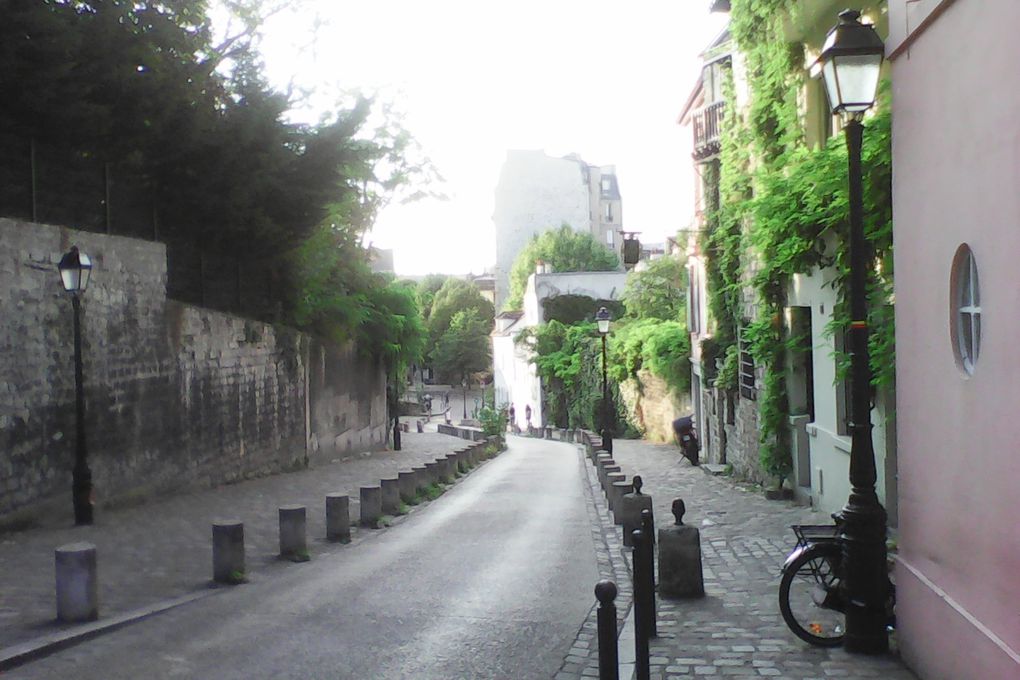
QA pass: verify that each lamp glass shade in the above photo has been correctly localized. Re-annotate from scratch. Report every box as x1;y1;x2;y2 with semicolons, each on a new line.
596;306;611;335
58;248;92;293
822;53;883;113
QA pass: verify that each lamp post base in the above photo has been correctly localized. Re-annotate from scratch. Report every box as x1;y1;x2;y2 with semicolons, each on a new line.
840;490;889;655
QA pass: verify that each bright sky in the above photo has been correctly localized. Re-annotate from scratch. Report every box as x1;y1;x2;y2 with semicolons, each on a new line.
253;1;728;275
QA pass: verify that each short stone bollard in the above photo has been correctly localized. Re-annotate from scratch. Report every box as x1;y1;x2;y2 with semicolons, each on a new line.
605;472;626;511
380;477;401;514
212;520;245;584
424;460;440;485
279;505;309;562
411;465;429;492
610;479;633;522
325;493;350;542
360;486;382;527
439;457;455;483
55;542;98;622
398;470;417;503
416;420;424;433
619;476;654;548
658;499;705;599
600;462;620;491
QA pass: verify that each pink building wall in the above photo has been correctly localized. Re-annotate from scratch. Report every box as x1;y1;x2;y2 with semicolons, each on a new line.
889;1;1020;677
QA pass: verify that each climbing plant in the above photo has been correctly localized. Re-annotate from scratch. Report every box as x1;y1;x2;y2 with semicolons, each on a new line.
700;0;894;482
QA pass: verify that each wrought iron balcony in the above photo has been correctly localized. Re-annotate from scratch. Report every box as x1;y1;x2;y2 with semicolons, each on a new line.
692;100;724;161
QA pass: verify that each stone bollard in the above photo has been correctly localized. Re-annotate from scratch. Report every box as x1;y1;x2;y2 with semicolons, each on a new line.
602;464;621;491
325;493;350;542
595;453;612;475
610;480;634;525
55;542;98;622
360;486;382;527
416;420;424;433
424;461;440;485
279;505;309;561
658;499;705;599
605;471;626;511
380;477;401;514
438;457;454;484
619;476;654;548
398;470;417;503
544;426;552;439
411;465;429;493
212;520;245;584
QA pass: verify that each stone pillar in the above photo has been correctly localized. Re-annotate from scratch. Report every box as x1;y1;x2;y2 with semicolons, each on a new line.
438;457;454;484
604;472;626;511
326;494;350;542
380;477;401;514
599;461;619;490
618;476;654;548
279;505;309;561
658;499;705;598
398;470;417;503
55;542;98;622
424;461;440;485
360;486;382;527
212;520;245;584
412;465;429;493
610;480;634;525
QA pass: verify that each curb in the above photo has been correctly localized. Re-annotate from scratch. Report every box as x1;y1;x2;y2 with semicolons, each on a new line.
0;588;224;672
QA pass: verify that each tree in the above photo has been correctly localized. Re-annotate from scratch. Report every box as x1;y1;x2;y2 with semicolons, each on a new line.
415;274;451;322
621;254;688;321
432;309;492;391
426;279;494;351
505;224;620;310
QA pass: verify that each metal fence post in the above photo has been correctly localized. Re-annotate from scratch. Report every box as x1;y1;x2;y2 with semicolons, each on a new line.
633;529;651;680
595;579;619;680
641;508;658;638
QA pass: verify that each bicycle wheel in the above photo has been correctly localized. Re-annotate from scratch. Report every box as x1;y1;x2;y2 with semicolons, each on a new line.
779;544;845;647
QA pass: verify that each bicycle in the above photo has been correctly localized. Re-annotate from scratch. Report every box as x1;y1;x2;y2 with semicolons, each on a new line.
778;516;895;647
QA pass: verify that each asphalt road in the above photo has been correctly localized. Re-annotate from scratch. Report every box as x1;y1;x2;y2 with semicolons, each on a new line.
8;436;598;680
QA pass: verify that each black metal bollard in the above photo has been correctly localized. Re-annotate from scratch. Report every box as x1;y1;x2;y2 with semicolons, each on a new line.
633;529;652;680
640;509;658;638
595;580;619;680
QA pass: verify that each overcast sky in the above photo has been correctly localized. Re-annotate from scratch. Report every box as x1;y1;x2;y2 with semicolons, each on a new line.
252;1;728;275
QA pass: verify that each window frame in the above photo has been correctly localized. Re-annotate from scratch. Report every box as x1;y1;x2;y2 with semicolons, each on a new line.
951;244;981;375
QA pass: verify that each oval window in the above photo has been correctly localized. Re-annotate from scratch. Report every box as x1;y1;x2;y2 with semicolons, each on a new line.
950;244;981;375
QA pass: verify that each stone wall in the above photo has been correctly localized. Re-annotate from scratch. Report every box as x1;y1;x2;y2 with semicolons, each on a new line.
699;384;764;483
0;219;386;525
619;369;691;443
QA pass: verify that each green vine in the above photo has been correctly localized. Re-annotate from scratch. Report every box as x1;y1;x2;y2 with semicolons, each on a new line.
701;0;894;482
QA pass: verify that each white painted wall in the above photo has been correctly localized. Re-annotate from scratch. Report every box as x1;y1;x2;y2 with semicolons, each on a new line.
491;321;542;430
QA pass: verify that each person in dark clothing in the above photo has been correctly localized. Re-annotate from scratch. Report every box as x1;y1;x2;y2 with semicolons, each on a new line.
508;404;517;433
672;415;699;466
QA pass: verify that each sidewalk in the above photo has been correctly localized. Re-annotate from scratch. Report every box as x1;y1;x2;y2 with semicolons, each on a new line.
561;438;917;680
0;425;472;661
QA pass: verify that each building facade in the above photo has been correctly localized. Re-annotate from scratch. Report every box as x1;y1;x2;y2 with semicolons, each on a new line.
680;2;896;516
492;150;623;310
887;1;1020;677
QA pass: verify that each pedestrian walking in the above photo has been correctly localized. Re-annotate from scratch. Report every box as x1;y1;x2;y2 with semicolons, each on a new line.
508;404;516;433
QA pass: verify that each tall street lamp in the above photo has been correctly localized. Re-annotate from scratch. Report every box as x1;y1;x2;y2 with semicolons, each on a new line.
596;306;612;454
817;9;888;655
58;246;94;526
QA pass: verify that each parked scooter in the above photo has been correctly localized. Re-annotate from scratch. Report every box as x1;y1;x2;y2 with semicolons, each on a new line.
672;415;699;466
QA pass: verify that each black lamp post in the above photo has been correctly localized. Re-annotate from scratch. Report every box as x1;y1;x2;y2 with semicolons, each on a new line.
596;306;612;454
817;9;888;655
58;246;94;526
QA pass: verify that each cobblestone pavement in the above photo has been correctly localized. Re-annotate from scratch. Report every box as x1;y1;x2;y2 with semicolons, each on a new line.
559;438;917;680
0;425;473;653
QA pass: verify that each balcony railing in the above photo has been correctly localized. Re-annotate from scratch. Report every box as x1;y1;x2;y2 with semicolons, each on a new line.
692;100;725;161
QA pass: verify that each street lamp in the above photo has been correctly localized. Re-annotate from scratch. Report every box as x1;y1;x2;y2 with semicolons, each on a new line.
596;306;612;454
58;246;94;526
817;9;888;655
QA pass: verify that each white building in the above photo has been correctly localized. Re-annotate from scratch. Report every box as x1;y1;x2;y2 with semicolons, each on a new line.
491;267;629;431
492;150;623;310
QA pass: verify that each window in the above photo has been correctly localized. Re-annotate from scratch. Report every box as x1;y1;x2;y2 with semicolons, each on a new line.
604;202;613;222
738;326;756;400
606;230;614;246
601;177;611;192
951;244;981;374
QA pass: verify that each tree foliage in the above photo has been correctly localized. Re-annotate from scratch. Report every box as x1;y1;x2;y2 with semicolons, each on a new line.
0;0;441;367
621;255;688;321
432;309;492;385
426;278;494;351
608;319;691;397
505;224;620;310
